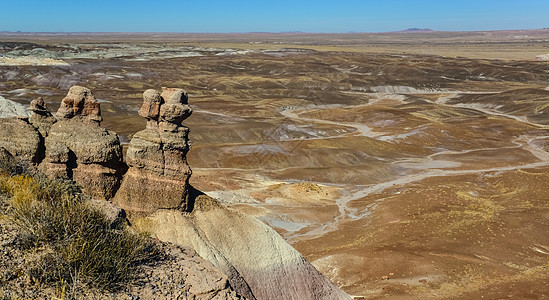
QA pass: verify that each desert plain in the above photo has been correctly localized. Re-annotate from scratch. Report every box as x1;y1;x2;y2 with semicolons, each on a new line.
1;30;549;299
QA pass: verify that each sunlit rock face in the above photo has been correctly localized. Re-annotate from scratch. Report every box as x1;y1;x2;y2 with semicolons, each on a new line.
0;117;43;163
114;87;193;213
148;193;352;300
29;96;57;137
0;96;42;163
40;86;123;200
55;85;102;122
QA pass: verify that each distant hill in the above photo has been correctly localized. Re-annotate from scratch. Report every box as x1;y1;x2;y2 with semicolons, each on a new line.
400;28;435;33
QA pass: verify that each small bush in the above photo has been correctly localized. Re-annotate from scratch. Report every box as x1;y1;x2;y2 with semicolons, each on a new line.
0;172;154;293
0;152;32;177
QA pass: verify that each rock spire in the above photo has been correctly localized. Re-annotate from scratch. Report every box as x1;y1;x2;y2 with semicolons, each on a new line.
113;87;193;213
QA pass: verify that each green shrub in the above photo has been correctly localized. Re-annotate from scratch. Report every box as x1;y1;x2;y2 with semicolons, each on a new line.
0;172;155;293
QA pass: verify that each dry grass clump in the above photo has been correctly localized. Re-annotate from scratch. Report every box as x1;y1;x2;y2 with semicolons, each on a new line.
0;162;155;295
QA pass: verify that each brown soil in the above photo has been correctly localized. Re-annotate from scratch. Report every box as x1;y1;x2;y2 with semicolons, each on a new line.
1;32;549;299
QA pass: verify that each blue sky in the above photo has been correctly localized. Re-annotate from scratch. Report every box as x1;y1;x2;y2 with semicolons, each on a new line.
1;0;548;33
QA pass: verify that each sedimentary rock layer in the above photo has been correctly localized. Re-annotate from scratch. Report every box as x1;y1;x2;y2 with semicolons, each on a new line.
114;88;192;212
0;117;43;163
149;194;351;300
39;86;123;199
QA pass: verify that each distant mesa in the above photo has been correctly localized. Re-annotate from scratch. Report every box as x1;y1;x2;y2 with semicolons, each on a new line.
400;28;435;33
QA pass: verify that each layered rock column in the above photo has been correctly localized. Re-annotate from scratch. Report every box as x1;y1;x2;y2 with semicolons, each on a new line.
114;88;192;213
39;86;123;200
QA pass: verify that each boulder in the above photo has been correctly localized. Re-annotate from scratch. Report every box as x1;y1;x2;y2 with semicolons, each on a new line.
29;96;48;113
114;88;192;213
29;97;57;137
139;89;163;120
161;87;189;105
0;117;43;163
56;85;102;122
87;198;127;229
159;87;192;126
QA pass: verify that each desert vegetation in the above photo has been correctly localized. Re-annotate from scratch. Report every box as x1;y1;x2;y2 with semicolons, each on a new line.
0;158;154;298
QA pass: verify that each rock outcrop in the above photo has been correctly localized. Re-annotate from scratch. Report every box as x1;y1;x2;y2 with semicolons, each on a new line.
125;242;243;300
113;88;193;213
55;85;102;122
1;85;351;299
0;95;32;119
112;87;349;299
29;97;57;137
0;212;242;300
148;192;352;300
0;96;44;163
0;117;43;163
0;97;42;163
40;86;123;200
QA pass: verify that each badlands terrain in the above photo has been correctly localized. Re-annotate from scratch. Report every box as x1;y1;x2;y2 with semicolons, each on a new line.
1;30;549;299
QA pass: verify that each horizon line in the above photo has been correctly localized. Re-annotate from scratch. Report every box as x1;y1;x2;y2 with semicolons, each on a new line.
1;28;549;35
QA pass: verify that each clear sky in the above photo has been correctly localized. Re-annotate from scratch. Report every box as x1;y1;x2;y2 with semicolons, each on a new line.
1;0;548;33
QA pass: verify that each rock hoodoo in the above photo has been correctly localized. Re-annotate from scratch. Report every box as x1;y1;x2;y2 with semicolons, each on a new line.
0;85;352;299
113;87;193;213
40;86;123;200
55;85;102;122
29;97;57;137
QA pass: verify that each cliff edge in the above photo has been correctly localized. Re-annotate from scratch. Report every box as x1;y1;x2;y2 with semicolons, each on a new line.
0;87;351;300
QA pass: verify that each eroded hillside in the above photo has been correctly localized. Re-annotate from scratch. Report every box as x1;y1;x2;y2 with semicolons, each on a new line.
1;33;548;299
